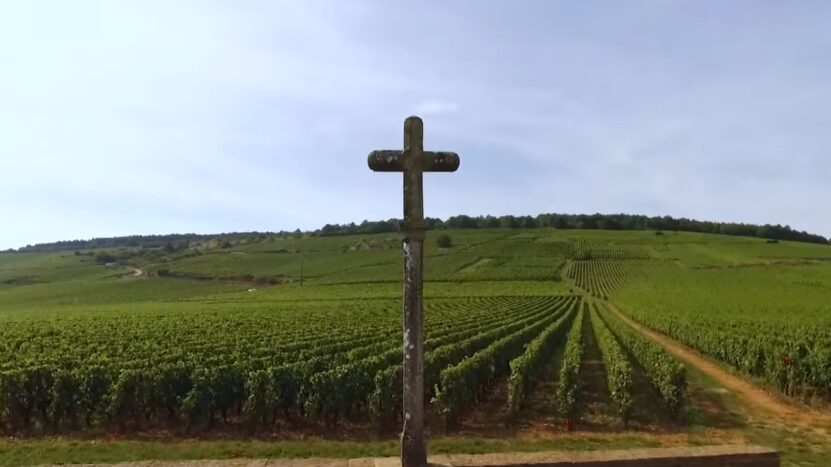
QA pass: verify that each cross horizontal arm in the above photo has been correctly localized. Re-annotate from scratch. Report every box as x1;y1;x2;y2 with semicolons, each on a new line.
367;150;460;172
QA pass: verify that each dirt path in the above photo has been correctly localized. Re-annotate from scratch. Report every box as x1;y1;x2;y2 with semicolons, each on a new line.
604;302;831;427
458;257;493;274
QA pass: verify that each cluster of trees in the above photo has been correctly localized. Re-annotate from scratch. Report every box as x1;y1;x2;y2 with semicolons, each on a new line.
93;252;118;265
9;213;828;253
317;213;829;245
14;231;303;253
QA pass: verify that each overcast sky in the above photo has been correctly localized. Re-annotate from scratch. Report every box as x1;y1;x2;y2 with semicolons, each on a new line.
1;1;829;249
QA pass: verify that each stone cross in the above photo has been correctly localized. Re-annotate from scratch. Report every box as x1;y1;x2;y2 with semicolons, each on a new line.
367;116;459;467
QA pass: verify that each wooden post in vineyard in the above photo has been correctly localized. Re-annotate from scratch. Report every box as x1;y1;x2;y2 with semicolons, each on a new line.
367;116;460;467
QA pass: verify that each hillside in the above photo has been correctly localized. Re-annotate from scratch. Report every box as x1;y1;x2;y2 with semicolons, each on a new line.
9;212;829;254
1;228;830;466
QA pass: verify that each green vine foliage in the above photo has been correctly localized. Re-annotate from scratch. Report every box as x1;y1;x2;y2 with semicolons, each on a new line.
556;304;585;425
590;304;634;424
598;304;686;419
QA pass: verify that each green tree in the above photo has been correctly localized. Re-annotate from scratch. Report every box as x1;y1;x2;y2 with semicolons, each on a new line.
94;251;117;264
436;234;452;248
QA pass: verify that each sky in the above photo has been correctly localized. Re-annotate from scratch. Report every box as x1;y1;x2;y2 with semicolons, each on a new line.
1;1;829;249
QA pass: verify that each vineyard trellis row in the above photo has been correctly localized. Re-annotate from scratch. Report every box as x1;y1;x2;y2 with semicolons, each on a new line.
555;302;585;427
619;304;831;401
566;260;641;299
0;296;579;432
589;303;634;423
595;303;686;419
505;299;581;419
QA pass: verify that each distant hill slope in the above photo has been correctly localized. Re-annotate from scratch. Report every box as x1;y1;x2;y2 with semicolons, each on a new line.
3;228;831;295
8;212;829;253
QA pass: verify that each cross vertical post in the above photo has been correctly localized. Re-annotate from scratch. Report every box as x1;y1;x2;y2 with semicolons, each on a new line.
367;116;460;467
402;117;426;467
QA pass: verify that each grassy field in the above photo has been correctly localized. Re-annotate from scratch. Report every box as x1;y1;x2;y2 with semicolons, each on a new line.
1;228;830;466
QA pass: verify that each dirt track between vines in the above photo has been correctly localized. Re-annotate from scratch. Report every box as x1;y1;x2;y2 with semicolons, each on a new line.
605;302;831;429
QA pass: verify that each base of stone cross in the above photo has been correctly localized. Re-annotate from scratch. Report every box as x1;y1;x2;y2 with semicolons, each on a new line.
371;445;779;467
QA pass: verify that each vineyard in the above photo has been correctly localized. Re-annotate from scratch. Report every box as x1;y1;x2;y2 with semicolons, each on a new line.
614;261;831;403
565;260;642;299
1;228;831;464
0;287;697;435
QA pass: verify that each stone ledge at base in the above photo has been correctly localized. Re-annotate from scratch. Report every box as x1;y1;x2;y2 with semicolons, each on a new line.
34;445;780;467
376;445;779;467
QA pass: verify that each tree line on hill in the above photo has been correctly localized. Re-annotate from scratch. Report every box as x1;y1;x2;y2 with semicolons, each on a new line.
316;213;829;245
11;231;300;253
9;213;828;253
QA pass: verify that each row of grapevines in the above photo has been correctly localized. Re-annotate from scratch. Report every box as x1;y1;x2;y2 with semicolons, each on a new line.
596;304;686;418
572;240;651;260
303;349;400;423
0;296;548;433
425;297;573;394
566;260;641;299
589;303;633;423
555;302;585;425
632;312;831;400
505;299;581;417
370;296;575;425
216;297;563;426
434;301;578;425
0;297;529;372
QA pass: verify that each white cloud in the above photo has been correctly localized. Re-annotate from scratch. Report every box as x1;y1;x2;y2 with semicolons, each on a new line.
415;100;460;116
